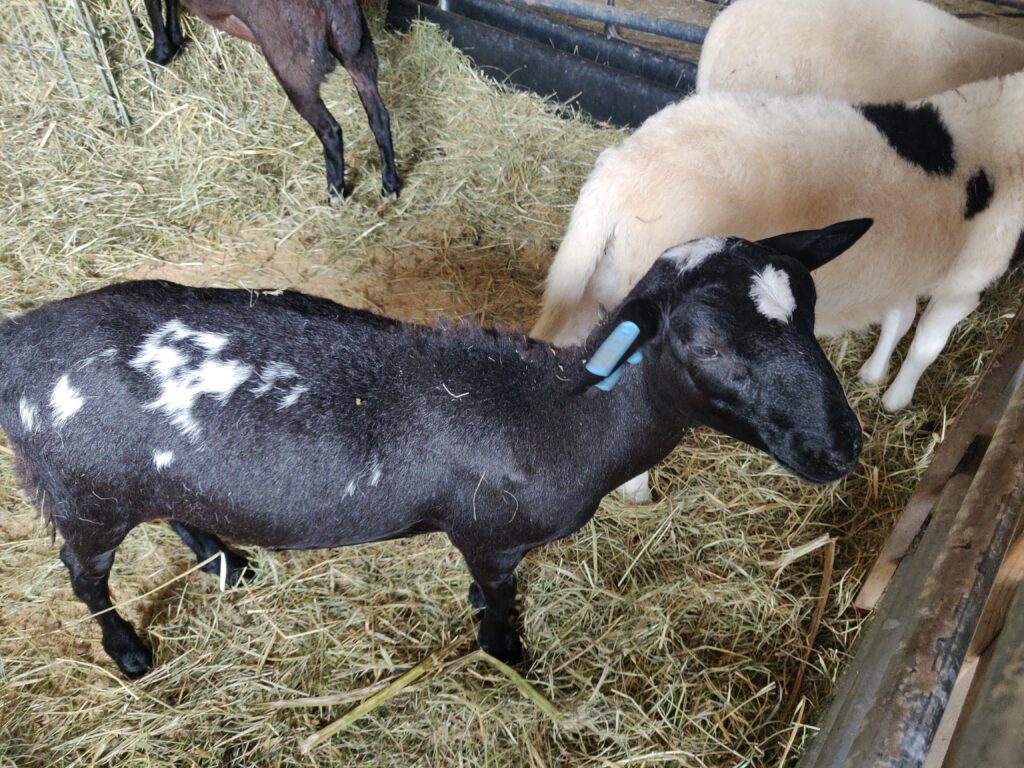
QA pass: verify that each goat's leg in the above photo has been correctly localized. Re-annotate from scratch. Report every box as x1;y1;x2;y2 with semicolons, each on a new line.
165;0;182;50
858;298;916;386
143;0;181;64
456;546;524;664
60;542;153;678
882;293;979;412
260;50;346;199
168;520;254;587
332;27;401;200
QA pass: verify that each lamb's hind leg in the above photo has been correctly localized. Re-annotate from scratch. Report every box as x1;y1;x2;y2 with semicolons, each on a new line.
882;294;979;412
858;298;917;386
60;542;153;678
168;520;254;587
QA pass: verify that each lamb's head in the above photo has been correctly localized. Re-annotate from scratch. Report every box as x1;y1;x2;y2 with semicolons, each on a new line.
590;219;871;484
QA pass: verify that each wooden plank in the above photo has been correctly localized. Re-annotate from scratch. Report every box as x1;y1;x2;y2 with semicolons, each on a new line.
799;378;1024;768
946;579;1024;767
855;306;1024;610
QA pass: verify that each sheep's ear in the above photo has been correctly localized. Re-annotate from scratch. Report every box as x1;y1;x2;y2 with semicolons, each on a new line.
758;218;873;272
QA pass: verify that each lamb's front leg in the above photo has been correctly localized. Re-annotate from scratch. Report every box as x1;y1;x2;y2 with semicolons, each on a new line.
456;544;524;664
882;293;979;411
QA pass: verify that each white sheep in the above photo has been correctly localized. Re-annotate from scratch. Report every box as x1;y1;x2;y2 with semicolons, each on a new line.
531;72;1024;418
697;0;1024;102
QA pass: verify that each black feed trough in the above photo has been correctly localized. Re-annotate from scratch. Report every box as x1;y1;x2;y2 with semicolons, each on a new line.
386;0;700;127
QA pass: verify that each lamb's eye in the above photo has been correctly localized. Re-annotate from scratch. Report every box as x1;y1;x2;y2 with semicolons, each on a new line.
694;345;719;359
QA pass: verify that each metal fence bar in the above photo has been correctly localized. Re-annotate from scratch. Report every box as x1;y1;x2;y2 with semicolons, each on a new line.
40;1;82;98
13;15;41;73
69;0;131;126
120;0;158;89
500;0;707;44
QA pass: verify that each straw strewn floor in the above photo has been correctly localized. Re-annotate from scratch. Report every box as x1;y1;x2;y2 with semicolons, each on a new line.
0;2;1022;766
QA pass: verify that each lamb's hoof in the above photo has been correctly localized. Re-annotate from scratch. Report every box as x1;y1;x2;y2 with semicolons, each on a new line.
381;189;399;202
478;629;525;666
468;582;486;612
201;552;256;588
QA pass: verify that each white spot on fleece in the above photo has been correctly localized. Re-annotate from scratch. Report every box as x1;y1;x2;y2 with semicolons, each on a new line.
749;266;796;323
19;397;38;433
369;462;383;487
50;375;84;426
153;450;174;470
251;361;309;409
663;237;726;274
131;321;252;440
344;480;357;498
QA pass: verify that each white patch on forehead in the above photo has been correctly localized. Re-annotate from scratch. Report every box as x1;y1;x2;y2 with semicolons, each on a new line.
131;321;252;440
153;450;174;470
50;376;84;426
663;237;726;274
251;361;309;410
19;397;38;433
749;266;796;323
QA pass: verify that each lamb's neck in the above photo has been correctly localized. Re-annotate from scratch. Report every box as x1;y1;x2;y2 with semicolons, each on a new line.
545;350;696;493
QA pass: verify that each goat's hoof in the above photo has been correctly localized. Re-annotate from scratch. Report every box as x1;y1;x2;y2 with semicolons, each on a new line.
107;638;154;679
381;189;399;202
145;45;178;65
478;630;524;666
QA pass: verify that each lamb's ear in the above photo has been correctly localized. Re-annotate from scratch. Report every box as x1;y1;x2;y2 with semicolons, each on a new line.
757;218;873;272
585;299;663;390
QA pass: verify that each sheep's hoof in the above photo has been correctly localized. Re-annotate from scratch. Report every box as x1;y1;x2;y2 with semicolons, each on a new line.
857;360;887;387
617;474;652;504
881;386;912;413
381;189;399;203
478;628;525;666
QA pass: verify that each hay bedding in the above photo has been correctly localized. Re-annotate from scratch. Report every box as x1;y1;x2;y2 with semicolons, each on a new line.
0;1;1021;765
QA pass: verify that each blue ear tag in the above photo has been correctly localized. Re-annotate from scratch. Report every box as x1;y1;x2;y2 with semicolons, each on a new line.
587;321;643;391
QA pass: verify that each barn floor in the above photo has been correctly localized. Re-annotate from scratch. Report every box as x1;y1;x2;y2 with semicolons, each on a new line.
1;1;1023;767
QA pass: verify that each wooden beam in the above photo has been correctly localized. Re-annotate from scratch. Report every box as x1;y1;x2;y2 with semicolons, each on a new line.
855;307;1024;610
799;377;1024;768
946;579;1024;767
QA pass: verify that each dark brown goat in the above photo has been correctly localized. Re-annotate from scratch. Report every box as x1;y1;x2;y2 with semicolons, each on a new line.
143;0;401;200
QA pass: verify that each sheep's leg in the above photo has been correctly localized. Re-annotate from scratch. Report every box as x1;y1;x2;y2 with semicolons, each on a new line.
457;548;524;664
882;294;979;412
168;520;254;588
858;298;917;386
143;0;180;64
617;471;652;504
60;542;153;678
336;41;401;200
261;50;346;199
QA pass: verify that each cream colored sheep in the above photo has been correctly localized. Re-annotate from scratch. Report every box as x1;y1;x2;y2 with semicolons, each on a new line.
697;0;1024;102
532;73;1024;417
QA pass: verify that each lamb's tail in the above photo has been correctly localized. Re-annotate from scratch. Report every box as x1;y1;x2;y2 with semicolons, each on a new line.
531;181;619;344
